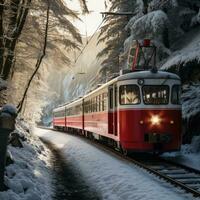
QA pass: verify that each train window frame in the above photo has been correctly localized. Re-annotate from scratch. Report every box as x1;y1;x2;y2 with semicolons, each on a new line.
119;85;141;105
171;85;181;105
109;88;113;109
142;85;169;105
99;95;101;112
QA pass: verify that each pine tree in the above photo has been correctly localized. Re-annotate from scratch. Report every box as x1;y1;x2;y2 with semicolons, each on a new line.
97;0;137;77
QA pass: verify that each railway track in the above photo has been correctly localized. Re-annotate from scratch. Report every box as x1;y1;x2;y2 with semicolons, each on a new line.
128;155;200;197
79;135;200;197
38;127;200;197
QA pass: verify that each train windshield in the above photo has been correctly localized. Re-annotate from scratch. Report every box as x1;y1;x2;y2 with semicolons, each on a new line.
171;85;181;104
142;85;169;105
119;85;140;105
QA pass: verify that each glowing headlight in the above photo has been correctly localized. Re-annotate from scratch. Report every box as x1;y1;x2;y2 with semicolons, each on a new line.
150;115;161;126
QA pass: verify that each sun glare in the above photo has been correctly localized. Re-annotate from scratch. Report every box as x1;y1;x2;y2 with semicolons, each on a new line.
67;0;106;36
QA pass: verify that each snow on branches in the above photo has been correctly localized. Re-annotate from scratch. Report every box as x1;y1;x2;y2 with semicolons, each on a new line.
130;10;169;41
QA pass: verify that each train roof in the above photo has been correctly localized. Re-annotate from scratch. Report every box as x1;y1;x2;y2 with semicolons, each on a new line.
117;70;180;81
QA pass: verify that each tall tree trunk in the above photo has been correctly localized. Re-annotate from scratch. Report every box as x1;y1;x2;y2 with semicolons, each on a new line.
142;0;149;14
2;0;31;80
0;0;4;73
17;0;50;114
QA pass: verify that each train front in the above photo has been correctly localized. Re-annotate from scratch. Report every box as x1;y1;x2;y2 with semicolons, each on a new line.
118;71;182;153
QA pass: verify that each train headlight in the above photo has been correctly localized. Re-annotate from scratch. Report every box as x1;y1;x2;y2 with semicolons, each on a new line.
150;115;161;126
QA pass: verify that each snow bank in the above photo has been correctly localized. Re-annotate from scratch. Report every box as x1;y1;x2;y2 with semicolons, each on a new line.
0;119;53;200
163;136;200;171
182;136;200;154
35;129;195;200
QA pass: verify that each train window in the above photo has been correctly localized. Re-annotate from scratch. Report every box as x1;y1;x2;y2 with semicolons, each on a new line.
99;95;101;111
119;85;140;105
172;85;181;105
109;88;113;109
102;94;104;111
102;93;108;111
115;86;118;107
142;85;169;105
96;97;98;112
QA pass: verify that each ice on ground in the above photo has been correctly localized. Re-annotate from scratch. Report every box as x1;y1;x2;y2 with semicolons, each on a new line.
34;128;198;200
0;120;53;200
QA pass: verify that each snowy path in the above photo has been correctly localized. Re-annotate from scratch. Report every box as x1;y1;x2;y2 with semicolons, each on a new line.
34;128;198;200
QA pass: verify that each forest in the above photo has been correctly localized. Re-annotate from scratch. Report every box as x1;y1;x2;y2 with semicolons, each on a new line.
0;0;200;143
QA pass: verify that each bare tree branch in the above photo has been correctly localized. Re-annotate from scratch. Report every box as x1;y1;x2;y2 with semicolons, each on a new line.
17;0;50;113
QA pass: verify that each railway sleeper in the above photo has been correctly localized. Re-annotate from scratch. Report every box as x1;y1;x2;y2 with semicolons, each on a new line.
160;169;187;174
176;178;200;184
186;183;200;189
167;173;199;179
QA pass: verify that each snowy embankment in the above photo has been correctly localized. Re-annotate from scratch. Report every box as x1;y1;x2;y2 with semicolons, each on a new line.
34;128;198;200
163;136;200;171
0;119;53;200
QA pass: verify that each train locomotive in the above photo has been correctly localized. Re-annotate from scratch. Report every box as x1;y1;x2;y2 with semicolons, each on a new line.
53;69;182;154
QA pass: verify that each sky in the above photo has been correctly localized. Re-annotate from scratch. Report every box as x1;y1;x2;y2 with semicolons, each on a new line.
67;0;106;36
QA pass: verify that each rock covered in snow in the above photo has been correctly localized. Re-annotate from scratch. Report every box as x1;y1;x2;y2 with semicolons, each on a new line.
1;104;17;117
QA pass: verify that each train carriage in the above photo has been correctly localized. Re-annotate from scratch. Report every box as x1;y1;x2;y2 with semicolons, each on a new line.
53;69;181;153
53;105;66;129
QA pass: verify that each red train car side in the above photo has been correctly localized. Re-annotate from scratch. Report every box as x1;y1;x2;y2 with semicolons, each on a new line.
53;70;182;153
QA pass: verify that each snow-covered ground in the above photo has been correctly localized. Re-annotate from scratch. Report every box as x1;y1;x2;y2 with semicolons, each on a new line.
0;120;53;200
163;136;200;171
34;128;200;200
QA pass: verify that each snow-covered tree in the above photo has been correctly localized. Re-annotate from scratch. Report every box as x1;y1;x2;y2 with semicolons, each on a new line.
3;0;88;122
97;0;138;77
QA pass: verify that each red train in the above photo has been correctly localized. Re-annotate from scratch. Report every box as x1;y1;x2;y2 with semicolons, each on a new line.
53;70;182;154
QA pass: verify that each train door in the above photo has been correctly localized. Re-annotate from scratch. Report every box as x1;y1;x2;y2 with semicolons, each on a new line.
113;84;118;136
108;86;114;134
108;84;118;135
